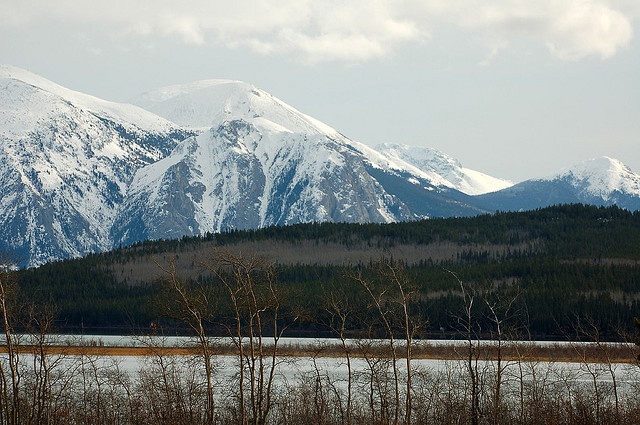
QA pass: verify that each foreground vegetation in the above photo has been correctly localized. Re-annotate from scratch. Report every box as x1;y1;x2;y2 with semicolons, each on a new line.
13;203;640;339
3;223;640;424
1;327;639;425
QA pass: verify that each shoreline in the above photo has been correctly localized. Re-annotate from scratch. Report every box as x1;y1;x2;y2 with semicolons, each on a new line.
2;341;638;364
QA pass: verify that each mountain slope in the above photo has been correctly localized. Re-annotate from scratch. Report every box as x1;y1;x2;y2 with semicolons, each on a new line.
112;119;490;245
114;81;488;245
0;66;191;266
375;143;513;195
476;157;640;211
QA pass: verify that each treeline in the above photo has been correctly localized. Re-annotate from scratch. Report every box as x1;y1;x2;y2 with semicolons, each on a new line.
10;203;640;338
103;203;640;259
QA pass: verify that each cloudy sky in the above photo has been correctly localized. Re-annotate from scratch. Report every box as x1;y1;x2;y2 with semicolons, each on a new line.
2;0;639;182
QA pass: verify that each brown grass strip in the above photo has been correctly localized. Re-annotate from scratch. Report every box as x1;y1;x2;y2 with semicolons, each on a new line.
1;342;638;364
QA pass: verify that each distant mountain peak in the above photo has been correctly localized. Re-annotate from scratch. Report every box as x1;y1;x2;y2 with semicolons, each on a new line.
477;156;640;213
546;156;640;201
375;143;513;195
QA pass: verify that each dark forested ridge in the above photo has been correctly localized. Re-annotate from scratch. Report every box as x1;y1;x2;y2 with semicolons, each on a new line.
11;204;640;339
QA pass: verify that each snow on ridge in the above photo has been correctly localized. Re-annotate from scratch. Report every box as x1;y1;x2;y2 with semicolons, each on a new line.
131;79;339;136
356;141;453;188
0;65;177;133
374;143;513;195
550;156;640;199
136;79;245;103
459;167;514;196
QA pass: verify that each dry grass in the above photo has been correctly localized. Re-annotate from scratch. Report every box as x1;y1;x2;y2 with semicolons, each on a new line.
111;239;532;285
2;340;637;364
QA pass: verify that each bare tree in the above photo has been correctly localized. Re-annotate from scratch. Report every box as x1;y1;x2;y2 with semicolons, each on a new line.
483;291;521;425
24;303;62;425
571;315;621;422
0;261;21;425
350;260;422;425
157;257;217;425
321;288;355;425
201;248;293;425
447;269;482;425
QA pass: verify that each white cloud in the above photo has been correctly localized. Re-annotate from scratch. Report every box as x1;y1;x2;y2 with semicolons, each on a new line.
423;0;634;60
162;17;205;45
277;31;390;63
545;1;633;59
1;0;634;62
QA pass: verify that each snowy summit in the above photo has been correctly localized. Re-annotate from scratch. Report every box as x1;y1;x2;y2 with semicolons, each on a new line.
132;79;338;135
548;157;640;201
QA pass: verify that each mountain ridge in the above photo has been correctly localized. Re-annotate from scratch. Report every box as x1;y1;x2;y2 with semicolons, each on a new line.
132;79;339;135
374;143;513;196
2;66;640;267
131;79;515;196
0;66;192;266
476;157;640;212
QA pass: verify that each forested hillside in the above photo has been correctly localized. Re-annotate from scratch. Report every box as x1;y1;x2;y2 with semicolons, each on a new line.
13;204;640;339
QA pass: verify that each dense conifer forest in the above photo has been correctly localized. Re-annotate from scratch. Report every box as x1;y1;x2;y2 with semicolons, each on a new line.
11;203;640;340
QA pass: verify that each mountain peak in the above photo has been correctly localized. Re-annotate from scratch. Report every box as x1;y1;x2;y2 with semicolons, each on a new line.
550;156;640;200
0;65;190;267
478;156;640;213
1;64;103;108
132;79;338;135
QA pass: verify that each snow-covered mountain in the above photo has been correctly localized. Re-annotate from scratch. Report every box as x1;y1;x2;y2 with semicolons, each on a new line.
476;157;640;211
0;66;191;266
375;143;513;195
132;81;509;194
114;80;488;245
2;66;639;267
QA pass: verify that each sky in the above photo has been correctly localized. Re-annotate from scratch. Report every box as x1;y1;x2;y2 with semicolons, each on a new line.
1;0;639;182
